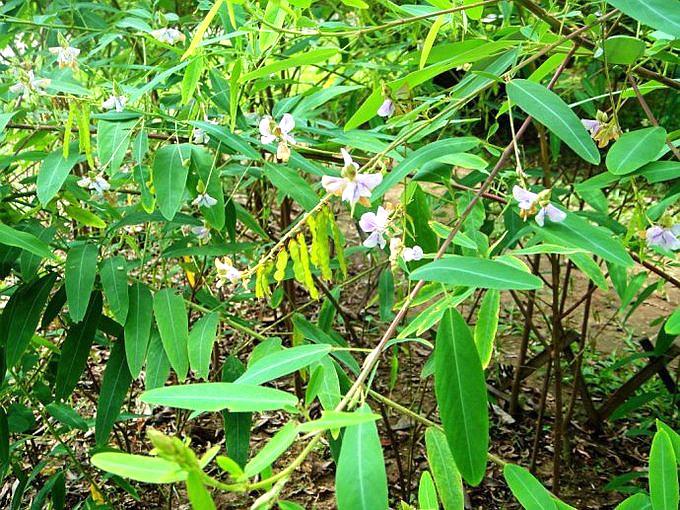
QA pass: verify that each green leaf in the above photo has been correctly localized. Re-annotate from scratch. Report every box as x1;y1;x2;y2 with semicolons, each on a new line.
36;147;81;206
141;382;299;413
264;162;320;212
336;404;388;510
606;127;667;175
418;471;439;510
95;340;133;445
474;289;500;369
373;138;479;200
507;79;600;164
181;56;204;105
291;314;360;374
145;331;171;390
97;120;135;175
649;429;678;510
0;223;55;260
539;214;634;267
601;35;645;65
425;427;464;510
65;243;98;322
55;293;102;401
188;312;219;380
91;453;187;484
410;255;542;290
656;419;680;460
434;308;488;485
1;273;57;368
236;344;331;385
45;403;88;431
153;144;193;220
222;356;251;468
297;410;380;433
606;0;680;39
240;48;337;83
124;283;153;378
420;16;445;70
503;464;557;510
244;421;298;477
189;121;260;160
186;470;216;510
344;88;383;132
153;289;190;382
615;493;652;510
568;253;608;290
100;257;129;325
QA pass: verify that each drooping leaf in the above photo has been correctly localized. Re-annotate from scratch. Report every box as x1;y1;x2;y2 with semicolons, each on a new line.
222;356;251;468
188;312;220;380
425;427;465;510
474;289;500;369
434;308;488;485
236;344;331;386
410;255;542;290
36;147;81;206
503;464;557;510
65;243;98;322
649;429;678;510
153;144;193;220
145;331;171;390
606;0;680;38
100;256;129;325
95;340;133;445
97;120;135;175
0;223;55;260
335;404;388;510
153;288;189;381
124;283;153;378
507;79;600;164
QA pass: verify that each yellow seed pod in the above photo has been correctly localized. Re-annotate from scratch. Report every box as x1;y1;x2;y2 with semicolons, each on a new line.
274;249;288;282
328;209;347;277
288;239;305;284
296;233;319;299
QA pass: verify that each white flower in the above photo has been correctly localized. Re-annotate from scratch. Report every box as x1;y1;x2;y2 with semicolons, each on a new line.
359;206;390;249
192;127;209;145
192;193;218;208
151;28;186;45
215;257;242;287
10;70;51;100
48;45;80;69
78;174;110;195
403;245;424;262
512;185;566;226
191;225;211;242
646;225;680;251
377;98;395;118
102;95;127;112
321;148;383;208
259;113;296;145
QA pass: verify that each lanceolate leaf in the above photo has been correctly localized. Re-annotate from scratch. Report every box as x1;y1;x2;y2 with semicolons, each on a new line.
124;283;153;378
606;127;667;175
649;429;678;510
335;405;388;510
145;331;171;390
65;243;98;322
222;356;251;468
188;312;220;380
264;162;320;212
153;288;189;381
141;383;299;413
55;292;102;401
410;255;543;290
503;464;557;510
100;256;129;325
244;421;298;477
425;427;464;510
91;453;187;484
474;289;500;369
97;120;135;175
36;147;81;206
615;493;652;510
153;144;193;221
0;223;55;260
434;308;489;485
236;344;332;386
1;273;57;368
95;340;133;445
507;79;600;164
418;471;439;510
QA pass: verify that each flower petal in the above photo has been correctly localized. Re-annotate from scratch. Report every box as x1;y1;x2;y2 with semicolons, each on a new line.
359;212;378;233
545;204;566;223
279;113;295;134
512;185;537;208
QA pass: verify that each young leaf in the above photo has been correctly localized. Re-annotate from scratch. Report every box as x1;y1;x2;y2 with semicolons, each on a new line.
236;344;331;386
503;464;557;510
188;312;220;380
153;288;190;381
410;255;542;290
95;340;133;445
186;471;216;510
474;289;500;369
425;427;464;510
507;79;600;164
434;308;488;485
100;256;129;325
55;293;102;401
418;471;439;510
244;421;298;478
65;243;98;322
335;405;388;510
615;493;652;510
140;383;299;413
420;16;446;70
649;429;678;510
91;453;187;484
124;283;153;378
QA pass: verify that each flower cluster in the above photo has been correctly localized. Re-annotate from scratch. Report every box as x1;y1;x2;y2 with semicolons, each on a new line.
646;224;680;251
151;28;185;45
78;174;110;195
513;186;566;226
321;149;382;208
359;206;423;264
581;110;620;148
260;113;296;161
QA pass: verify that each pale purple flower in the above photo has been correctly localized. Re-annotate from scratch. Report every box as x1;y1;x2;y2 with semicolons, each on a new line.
403;245;424;262
259;113;295;145
377;98;395;118
360;206;390;249
102;95;127;112
581;119;601;137
78;174;110;195
10;70;50;100
512;185;566;226
49;44;80;69
191;225;211;242
215;257;242;287
646;225;680;251
192;193;217;208
192;127;209;145
151;28;185;45
321;149;382;207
